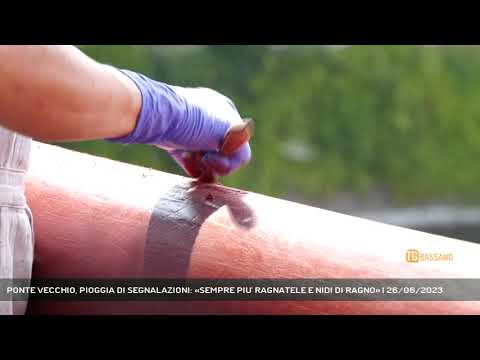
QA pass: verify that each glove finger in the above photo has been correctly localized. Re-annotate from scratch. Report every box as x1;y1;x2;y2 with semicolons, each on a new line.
201;143;251;176
168;87;242;152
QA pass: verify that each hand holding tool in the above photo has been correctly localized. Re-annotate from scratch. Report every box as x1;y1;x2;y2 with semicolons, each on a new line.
108;69;252;180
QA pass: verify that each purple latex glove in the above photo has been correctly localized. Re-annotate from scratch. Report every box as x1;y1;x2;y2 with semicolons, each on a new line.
109;69;251;177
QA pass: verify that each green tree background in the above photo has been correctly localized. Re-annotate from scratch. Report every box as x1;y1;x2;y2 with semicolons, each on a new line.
60;45;480;206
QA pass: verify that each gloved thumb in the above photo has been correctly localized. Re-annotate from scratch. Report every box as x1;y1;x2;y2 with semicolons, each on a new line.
201;143;252;176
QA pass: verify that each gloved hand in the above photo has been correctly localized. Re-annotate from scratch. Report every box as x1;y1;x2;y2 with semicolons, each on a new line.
108;69;251;178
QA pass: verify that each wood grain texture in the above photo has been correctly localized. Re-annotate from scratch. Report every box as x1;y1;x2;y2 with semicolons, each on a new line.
24;141;480;314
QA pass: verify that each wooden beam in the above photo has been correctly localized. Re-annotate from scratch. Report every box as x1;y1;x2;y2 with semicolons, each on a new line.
24;142;480;314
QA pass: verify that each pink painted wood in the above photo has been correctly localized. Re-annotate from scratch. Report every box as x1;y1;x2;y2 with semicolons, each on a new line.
24;142;480;314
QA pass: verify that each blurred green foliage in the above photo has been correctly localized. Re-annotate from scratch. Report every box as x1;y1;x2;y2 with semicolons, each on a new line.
60;45;480;204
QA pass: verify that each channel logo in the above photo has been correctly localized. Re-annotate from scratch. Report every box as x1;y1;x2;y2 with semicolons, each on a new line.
406;249;420;263
405;249;453;263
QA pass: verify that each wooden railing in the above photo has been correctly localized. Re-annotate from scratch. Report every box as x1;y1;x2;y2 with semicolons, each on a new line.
24;142;480;314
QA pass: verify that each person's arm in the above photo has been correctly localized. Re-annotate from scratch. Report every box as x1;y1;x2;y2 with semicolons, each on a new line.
0;45;141;141
0;45;251;178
